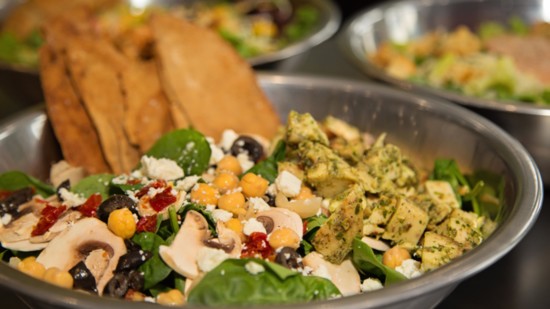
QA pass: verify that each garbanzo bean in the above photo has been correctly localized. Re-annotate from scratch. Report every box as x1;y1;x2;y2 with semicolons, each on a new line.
217;155;242;175
268;227;301;249
225;218;245;240
156;289;185;306
294;186;314;200
212;172;239;194
43;267;73;289
218;192;246;215
240;173;269;198
107;208;137;239
190;183;219;206
382;246;411;269
17;256;46;279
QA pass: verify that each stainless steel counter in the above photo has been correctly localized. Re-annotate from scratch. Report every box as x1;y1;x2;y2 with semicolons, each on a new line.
1;6;549;308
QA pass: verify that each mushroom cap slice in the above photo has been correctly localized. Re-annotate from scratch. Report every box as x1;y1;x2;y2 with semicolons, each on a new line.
302;252;361;296
36;217;126;295
256;208;303;239
159;210;211;279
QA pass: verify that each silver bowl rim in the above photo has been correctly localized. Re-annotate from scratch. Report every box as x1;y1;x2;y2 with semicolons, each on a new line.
0;0;341;72
0;72;544;309
338;0;550;116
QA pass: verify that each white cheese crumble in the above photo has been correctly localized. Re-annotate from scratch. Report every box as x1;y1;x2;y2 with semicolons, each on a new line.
220;129;239;151
244;261;265;275
275;170;302;198
360;278;383;292
1;213;12;226
242;218;267;236
207;137;225;164
140;156;184;180
236;153;254;172
248;197;271;212
175;176;200;192
197;247;230;272
395;259;423;279
212;209;233;222
58;188;87;208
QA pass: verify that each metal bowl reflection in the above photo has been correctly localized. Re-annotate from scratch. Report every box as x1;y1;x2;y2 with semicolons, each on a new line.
0;73;543;309
339;0;550;184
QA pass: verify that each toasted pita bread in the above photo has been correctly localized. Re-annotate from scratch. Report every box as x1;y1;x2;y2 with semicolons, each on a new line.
121;58;175;153
63;36;140;174
150;13;280;140
39;45;111;174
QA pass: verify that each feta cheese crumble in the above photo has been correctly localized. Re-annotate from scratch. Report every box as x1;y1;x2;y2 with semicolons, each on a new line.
140;156;184;180
245;261;265;275
395;259;423;279
211;209;233;222
275;170;302;198
197;247;230;272
248;197;271;212
58;188;86;208
242;218;267;236
360;278;383;292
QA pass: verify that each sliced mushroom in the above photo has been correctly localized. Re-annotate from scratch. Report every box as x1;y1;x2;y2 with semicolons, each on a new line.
275;192;322;219
1;239;48;251
159;210;211;279
361;236;391;252
0;197;46;244
36;217;126;295
203;222;242;257
256;208;303;239
302;252;361;296
29;210;82;243
50;160;86;189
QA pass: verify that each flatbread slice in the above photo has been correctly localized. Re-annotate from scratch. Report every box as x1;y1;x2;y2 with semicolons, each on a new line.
150;13;281;140
121;58;175;153
63;36;140;174
39;45;111;174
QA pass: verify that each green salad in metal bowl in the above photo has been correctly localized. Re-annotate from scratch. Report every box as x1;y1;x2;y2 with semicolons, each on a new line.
370;18;550;105
0;111;503;306
0;0;332;70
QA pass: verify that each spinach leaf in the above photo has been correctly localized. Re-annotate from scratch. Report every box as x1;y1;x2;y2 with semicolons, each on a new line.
187;258;341;306
466;170;505;221
245;140;286;183
132;232;173;290
178;203;217;235
429;159;469;205
146;129;211;176
72;174;114;199
352;238;406;285
299;215;327;255
0;171;54;197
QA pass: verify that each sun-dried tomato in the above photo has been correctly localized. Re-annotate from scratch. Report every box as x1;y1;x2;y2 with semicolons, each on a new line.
136;215;157;233
0;190;12;200
149;188;177;212
31;204;67;236
76;193;102;217
135;180;167;199
241;232;273;259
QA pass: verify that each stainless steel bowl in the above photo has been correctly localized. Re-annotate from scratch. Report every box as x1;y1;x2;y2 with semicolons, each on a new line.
0;73;543;309
339;0;550;184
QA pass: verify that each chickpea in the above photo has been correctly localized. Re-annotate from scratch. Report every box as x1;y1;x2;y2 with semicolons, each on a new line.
217;155;242;175
17;256;46;279
156;289;185;306
43;267;73;289
225;218;245;240
212;172;239;194
382;246;411;269
108;208;137;239
125;289;147;302
294;186;314;200
268;227;301;250
190;183;219;206
218;192;246;215
240;173;269;198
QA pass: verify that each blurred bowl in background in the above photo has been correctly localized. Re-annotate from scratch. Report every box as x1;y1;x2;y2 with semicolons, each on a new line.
339;0;550;184
0;0;340;105
0;73;543;309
